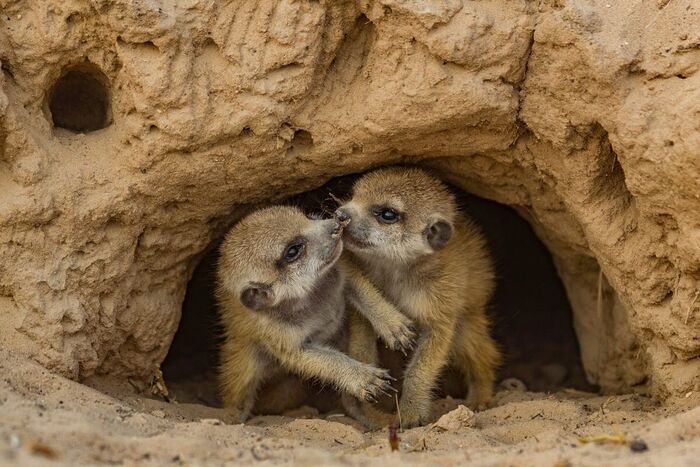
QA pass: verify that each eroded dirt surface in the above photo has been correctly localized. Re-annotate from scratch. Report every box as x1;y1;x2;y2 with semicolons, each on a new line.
2;350;699;466
1;0;698;401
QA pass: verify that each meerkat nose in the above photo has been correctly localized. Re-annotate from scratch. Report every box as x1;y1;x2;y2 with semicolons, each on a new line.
335;208;351;225
331;218;344;238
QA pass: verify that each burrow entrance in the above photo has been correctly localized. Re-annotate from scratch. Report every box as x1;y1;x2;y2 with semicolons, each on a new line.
46;62;112;133
161;172;596;410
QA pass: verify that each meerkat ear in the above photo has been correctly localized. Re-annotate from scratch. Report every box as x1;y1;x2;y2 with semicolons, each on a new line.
425;218;453;251
240;283;272;310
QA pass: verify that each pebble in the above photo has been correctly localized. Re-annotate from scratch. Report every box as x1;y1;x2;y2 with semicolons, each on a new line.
433;405;475;431
200;418;223;425
629;439;649;452
9;434;21;449
501;378;527;392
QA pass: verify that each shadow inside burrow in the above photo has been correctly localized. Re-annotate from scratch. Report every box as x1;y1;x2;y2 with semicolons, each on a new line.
46;62;112;133
161;169;596;412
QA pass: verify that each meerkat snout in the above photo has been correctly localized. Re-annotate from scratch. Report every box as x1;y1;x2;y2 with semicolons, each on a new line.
335;207;351;224
330;216;346;239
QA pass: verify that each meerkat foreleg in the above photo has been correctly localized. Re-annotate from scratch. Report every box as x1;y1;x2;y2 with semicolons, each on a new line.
344;266;415;352
399;321;457;427
341;309;391;428
269;342;396;403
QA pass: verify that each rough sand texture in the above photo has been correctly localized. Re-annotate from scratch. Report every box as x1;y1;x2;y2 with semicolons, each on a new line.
0;0;698;410
2;350;700;466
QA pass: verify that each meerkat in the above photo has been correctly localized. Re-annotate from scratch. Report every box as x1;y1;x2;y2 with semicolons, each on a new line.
217;205;411;421
335;166;501;427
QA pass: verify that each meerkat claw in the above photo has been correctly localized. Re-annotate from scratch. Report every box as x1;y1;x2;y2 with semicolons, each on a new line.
380;373;397;382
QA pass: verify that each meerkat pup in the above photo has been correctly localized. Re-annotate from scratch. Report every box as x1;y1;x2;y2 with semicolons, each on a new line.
336;167;501;427
217;205;406;421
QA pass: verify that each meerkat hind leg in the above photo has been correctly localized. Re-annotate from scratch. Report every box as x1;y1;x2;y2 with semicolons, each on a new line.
254;372;308;415
219;341;266;422
454;315;500;411
400;327;455;428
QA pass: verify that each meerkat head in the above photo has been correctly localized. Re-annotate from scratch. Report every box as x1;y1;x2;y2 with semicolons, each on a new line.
218;206;344;311
336;167;456;264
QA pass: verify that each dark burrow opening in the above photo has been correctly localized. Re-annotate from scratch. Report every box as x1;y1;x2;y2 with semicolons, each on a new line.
162;172;596;410
46;63;112;133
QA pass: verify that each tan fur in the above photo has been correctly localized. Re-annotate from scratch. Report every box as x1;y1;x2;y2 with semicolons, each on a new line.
340;254;416;353
217;205;395;422
337;167;501;427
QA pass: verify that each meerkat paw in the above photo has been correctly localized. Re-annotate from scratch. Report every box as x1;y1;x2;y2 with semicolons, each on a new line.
235;407;252;423
465;385;492;412
398;394;432;428
354;366;397;403
375;315;416;354
399;402;431;428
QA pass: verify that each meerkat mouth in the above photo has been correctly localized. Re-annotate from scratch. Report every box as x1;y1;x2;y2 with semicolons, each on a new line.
343;234;374;250
322;239;343;267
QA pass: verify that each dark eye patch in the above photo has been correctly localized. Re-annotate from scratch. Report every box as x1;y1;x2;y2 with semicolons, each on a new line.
371;206;401;224
279;236;306;264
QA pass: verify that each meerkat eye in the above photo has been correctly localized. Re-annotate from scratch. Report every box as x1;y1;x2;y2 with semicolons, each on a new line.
373;207;399;224
283;242;305;263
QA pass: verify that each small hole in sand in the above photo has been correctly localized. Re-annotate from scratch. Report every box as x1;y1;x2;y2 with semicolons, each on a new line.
291;129;313;146
66;12;80;24
47;63;112;133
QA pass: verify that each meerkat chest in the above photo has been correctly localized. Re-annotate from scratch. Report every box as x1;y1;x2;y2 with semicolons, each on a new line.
371;267;431;322
301;268;347;344
305;294;346;344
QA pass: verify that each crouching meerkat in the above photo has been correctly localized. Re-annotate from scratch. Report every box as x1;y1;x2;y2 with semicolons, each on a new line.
336;167;501;427
217;205;412;421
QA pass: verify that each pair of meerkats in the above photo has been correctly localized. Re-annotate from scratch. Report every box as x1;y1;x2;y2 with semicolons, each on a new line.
216;166;500;428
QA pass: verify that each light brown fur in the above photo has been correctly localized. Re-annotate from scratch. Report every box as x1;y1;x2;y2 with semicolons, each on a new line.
216;205;397;421
337;167;501;427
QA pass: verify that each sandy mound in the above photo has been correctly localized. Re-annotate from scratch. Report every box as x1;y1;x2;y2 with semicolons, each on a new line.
0;0;698;401
2;350;699;466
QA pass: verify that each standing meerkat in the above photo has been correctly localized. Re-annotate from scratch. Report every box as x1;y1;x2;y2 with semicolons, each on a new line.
217;205;410;421
336;167;501;427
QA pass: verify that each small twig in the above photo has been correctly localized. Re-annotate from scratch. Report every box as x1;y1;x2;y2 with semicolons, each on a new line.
327;191;343;205
578;433;627;445
685;291;699;324
395;393;403;432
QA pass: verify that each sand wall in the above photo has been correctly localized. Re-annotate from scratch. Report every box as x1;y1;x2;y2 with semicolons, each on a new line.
0;0;698;398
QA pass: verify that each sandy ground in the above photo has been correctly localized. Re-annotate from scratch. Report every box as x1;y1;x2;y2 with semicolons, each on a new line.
1;349;699;466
